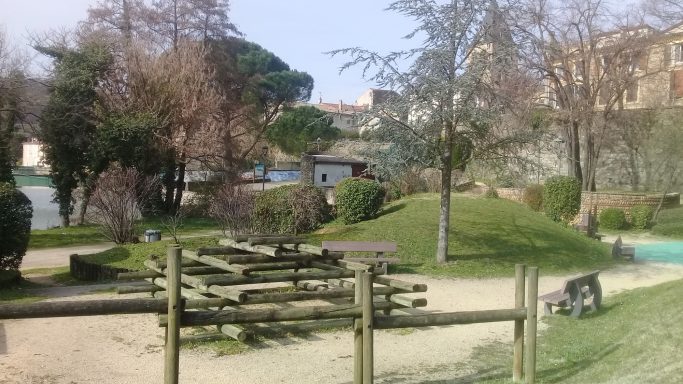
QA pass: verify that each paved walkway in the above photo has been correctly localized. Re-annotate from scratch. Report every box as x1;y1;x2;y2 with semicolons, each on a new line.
20;243;115;270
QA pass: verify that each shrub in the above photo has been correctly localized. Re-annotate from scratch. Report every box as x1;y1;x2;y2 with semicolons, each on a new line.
209;183;256;236
0;183;33;270
523;184;544;211
599;208;627;230
543;176;581;223
254;184;330;234
630;205;654;230
335;178;385;224
0;269;21;288
484;187;499;199
87;165;159;244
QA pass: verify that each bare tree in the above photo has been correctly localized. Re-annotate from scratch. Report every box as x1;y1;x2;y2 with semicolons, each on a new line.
208;183;255;237
87;164;159;244
516;0;657;190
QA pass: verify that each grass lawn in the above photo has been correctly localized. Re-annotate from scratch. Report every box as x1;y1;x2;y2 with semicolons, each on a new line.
651;206;683;239
0;276;47;303
464;278;683;383
29;217;219;249
310;194;614;278
78;236;220;270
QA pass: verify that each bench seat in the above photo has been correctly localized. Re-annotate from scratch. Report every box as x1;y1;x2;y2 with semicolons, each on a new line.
540;271;602;318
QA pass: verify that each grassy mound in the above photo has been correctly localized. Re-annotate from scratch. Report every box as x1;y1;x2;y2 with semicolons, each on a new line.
78;237;219;271
467;278;683;383
652;206;683;238
311;194;613;277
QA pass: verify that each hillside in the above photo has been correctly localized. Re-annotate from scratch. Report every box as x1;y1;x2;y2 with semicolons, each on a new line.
311;194;614;277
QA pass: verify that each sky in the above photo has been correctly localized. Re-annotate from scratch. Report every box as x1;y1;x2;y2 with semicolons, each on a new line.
0;0;416;105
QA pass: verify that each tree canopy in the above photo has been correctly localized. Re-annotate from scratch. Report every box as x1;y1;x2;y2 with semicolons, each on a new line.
266;106;340;155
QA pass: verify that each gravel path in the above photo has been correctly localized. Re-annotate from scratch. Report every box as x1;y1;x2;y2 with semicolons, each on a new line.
20;243;115;270
2;262;683;384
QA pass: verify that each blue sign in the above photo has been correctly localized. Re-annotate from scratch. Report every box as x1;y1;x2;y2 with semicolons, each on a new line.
255;164;265;172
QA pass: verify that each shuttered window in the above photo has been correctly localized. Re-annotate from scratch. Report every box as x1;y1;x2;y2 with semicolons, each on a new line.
671;70;683;98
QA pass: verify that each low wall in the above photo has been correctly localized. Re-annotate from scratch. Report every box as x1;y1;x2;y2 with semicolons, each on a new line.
496;188;681;216
70;254;130;281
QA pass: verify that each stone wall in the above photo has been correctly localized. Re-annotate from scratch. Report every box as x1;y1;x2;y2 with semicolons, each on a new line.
299;154;315;185
496;187;681;216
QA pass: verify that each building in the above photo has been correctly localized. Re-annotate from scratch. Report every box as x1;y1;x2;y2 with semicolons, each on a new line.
21;139;46;167
300;154;370;188
298;99;366;133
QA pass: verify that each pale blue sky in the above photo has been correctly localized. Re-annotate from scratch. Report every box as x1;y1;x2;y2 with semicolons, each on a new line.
0;0;414;104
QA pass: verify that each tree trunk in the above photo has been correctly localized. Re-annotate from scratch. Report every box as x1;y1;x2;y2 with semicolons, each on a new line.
436;137;453;264
566;122;583;184
173;155;186;213
628;148;640;191
163;152;176;213
583;133;598;191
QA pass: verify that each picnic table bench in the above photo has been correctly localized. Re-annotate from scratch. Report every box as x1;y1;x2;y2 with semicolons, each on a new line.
539;270;602;318
321;241;400;274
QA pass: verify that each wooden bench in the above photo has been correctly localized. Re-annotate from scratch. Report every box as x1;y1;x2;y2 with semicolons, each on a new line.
538;271;602;318
321;241;400;274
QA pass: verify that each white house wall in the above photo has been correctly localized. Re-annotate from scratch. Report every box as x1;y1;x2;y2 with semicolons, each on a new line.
314;164;353;187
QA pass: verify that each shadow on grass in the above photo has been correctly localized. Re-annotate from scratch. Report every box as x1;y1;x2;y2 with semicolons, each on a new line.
538;342;622;384
377;202;407;218
78;247;132;266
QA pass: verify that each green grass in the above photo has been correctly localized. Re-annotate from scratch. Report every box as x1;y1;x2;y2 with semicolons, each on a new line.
651;206;683;238
78;237;220;270
462;278;683;383
0;276;47;303
310;194;614;278
29;217;219;249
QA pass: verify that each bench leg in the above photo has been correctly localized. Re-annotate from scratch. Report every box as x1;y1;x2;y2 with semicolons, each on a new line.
381;262;388;275
544;302;553;316
569;295;584;318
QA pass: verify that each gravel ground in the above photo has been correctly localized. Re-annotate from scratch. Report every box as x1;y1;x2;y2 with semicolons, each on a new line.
2;262;682;384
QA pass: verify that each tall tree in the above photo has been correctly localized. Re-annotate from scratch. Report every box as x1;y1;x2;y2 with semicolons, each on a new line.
37;43;111;227
516;0;656;191
266;106;340;155
332;0;537;264
0;30;26;185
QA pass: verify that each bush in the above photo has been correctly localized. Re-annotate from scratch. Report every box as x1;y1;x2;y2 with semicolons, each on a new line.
523;184;544;211
254;184;330;234
599;208;627;230
543;176;581;223
484;187;499;199
335;178;385;224
0;269;21;288
209;183;256;236
87;165;159;244
0;183;33;270
630;205;654;230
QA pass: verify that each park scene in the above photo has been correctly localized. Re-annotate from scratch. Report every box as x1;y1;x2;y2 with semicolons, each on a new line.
2;0;683;383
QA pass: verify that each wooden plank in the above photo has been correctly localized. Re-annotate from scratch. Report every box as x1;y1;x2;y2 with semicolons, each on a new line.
343;257;401;264
164;246;181;384
322;241;397;253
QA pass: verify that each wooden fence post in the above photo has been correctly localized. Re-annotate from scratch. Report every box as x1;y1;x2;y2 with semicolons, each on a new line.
525;267;539;384
362;271;374;384
164;245;182;384
354;270;363;384
513;264;526;382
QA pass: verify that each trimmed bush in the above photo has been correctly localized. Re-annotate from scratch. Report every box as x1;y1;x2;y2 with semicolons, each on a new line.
0;183;33;270
254;184;330;234
335;178;385;224
543;176;581;223
523;184;544;211
484;187;499;199
0;269;21;288
630;205;654;230
599;208;627;230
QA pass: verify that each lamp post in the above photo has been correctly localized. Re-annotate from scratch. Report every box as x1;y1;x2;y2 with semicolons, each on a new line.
261;145;269;191
316;137;321;151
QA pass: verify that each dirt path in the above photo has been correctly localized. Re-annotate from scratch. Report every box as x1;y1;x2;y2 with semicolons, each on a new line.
20;243;115;270
2;262;682;384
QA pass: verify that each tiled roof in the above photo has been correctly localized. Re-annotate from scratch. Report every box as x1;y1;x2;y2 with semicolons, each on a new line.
314;102;367;114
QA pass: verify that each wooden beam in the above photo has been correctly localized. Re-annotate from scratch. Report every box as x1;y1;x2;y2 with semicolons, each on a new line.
247;236;305;246
0;298;172;319
199;269;356;286
513;264;526;382
164;246;181;384
219;238;282;257
373;308;528;329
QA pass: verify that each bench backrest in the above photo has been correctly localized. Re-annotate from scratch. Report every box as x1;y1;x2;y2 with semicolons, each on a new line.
321;241;397;253
560;271;600;294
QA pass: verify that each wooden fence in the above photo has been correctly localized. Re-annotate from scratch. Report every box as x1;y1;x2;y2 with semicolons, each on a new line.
0;239;539;384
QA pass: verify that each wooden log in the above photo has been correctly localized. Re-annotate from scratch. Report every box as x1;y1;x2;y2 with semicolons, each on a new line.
148;259;204;269
196;247;237;256
296;280;329;291
247;236;305;246
0;298;173;319
526;267;539;384
386;294;427;308
164;246;181;384
117;284;163;294
513;264;526;382
219;238;282;257
311;260;372;272
353;271;363;384
150;278;208;300
373;308;528;329
327;278;356;290
237;261;303;274
118;270;161;280
159;301;399;327
249;319;353;336
231;234;283;242
206;285;248;303
362;271;374;384
180;332;230;343
200;269;356;286
374;276;428;292
225;253;341;264
280;243;328;257
181;249;246;275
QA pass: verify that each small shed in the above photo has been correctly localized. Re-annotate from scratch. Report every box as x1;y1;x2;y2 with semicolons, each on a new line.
300;154;371;188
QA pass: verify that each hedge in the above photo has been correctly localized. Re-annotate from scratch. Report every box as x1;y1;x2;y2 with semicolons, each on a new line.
0;183;33;271
254;184;330;234
523;184;544;211
599;208;627;230
335;178;385;224
543;176;581;223
630;205;653;230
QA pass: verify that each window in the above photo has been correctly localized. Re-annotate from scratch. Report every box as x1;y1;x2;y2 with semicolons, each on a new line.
674;44;683;63
626;80;639;103
321;174;327;182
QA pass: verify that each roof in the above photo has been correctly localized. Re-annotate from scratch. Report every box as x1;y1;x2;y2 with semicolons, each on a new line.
310;154;366;165
314;102;367;114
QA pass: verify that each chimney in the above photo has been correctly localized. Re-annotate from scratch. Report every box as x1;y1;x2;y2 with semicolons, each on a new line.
338;99;343;113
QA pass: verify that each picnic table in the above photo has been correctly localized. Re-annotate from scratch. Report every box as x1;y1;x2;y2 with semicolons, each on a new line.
539;271;602;318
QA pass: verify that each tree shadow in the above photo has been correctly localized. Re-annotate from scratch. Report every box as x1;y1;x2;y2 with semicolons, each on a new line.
377;203;407;218
0;323;5;355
